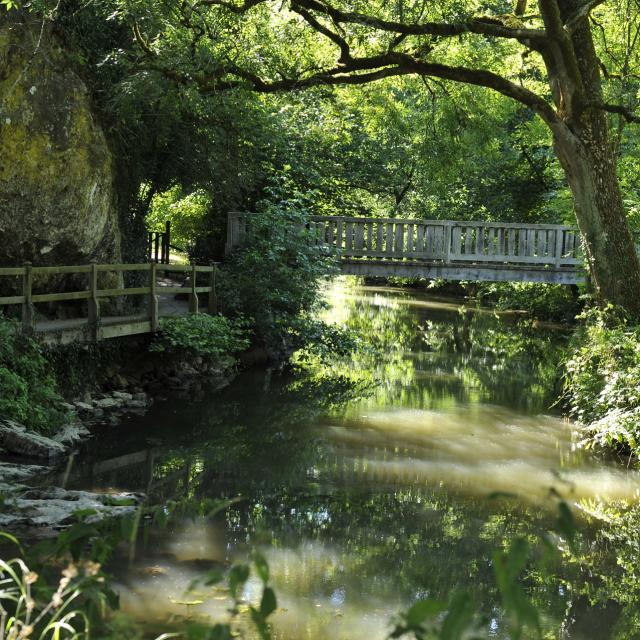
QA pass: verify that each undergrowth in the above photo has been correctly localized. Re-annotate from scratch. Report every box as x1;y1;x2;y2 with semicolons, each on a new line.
0;317;66;434
563;305;640;456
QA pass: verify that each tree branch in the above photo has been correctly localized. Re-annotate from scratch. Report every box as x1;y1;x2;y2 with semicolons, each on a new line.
292;5;351;62
594;101;640;123
142;48;558;126
564;0;608;32
292;0;547;48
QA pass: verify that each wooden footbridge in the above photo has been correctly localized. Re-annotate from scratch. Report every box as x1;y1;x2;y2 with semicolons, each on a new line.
227;213;584;284
0;262;217;344
0;213;585;344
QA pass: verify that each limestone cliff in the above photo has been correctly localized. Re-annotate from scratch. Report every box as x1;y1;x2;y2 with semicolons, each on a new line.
0;13;121;267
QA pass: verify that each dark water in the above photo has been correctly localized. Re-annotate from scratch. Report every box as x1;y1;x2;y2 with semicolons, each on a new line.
67;281;640;639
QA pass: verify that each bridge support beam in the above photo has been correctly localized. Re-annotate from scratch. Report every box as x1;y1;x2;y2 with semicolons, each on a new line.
340;260;584;285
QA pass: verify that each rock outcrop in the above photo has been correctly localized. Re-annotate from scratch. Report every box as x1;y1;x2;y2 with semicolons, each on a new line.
0;13;122;268
0;419;67;459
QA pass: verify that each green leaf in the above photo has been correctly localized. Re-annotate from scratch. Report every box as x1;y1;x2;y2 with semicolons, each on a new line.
260;586;277;618
440;592;474;640
405;599;446;626
250;606;272;640
253;551;270;583
228;564;250;599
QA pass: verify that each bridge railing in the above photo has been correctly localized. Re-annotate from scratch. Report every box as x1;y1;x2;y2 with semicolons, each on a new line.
227;213;582;268
0;262;217;339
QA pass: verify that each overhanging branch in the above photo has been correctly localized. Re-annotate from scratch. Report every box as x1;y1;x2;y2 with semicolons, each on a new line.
594;101;640;123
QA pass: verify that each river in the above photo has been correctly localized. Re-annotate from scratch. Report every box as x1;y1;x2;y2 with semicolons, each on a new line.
67;280;640;639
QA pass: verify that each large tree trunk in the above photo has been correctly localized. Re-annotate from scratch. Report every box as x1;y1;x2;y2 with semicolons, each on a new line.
543;6;640;315
552;120;640;315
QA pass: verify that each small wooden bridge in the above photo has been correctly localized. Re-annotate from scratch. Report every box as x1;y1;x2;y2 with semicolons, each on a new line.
227;213;584;284
0;262;217;344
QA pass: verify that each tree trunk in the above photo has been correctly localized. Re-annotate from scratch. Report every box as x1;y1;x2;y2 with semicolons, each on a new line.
552;120;640;316
543;7;640;316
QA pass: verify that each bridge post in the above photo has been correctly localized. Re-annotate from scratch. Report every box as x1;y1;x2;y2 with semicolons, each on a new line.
188;263;199;314
87;261;101;341
149;262;159;332
554;229;564;268
444;223;452;262
21;262;34;336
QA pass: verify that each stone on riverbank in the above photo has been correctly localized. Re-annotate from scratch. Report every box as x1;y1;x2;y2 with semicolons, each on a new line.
0;461;47;490
52;423;91;447
0;420;66;459
0;487;143;529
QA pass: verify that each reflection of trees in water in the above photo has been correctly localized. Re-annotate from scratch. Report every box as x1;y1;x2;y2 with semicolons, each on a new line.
84;287;627;637
338;291;565;413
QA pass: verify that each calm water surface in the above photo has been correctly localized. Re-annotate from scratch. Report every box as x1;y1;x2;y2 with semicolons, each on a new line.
69;281;640;639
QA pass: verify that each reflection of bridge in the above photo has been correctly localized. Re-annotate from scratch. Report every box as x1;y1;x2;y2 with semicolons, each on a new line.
227;213;584;284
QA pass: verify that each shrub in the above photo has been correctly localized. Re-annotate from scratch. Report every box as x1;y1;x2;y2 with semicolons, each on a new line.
563;306;640;454
0;317;66;433
150;313;251;360
218;196;337;355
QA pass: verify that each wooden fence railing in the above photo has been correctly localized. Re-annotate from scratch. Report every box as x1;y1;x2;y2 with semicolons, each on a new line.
147;221;172;264
227;212;582;268
0;262;217;340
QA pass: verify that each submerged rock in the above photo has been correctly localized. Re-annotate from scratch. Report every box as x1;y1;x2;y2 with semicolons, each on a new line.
0;420;66;459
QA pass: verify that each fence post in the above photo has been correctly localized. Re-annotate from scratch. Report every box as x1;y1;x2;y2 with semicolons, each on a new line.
164;221;171;264
87;261;101;341
21;262;34;335
207;264;217;314
189;263;199;313
149;262;159;332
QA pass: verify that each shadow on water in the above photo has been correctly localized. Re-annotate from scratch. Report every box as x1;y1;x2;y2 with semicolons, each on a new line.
66;279;640;639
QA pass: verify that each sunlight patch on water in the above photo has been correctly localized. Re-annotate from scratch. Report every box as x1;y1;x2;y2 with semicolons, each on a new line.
120;529;400;640
323;405;640;504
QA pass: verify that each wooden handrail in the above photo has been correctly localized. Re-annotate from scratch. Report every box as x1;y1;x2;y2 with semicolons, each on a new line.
226;212;584;267
0;261;219;341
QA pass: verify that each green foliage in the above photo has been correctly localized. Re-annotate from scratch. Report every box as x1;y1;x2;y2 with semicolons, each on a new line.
0;523;122;640
150;314;251;361
289;318;361;365
474;282;581;322
146;186;212;254
218;190;338;354
563;306;640;454
0;317;66;433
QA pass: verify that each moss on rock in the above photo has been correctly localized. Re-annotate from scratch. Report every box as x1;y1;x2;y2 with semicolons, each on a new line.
0;13;121;268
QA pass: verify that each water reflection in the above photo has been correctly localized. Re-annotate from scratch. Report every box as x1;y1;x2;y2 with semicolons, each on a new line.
69;280;640;638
